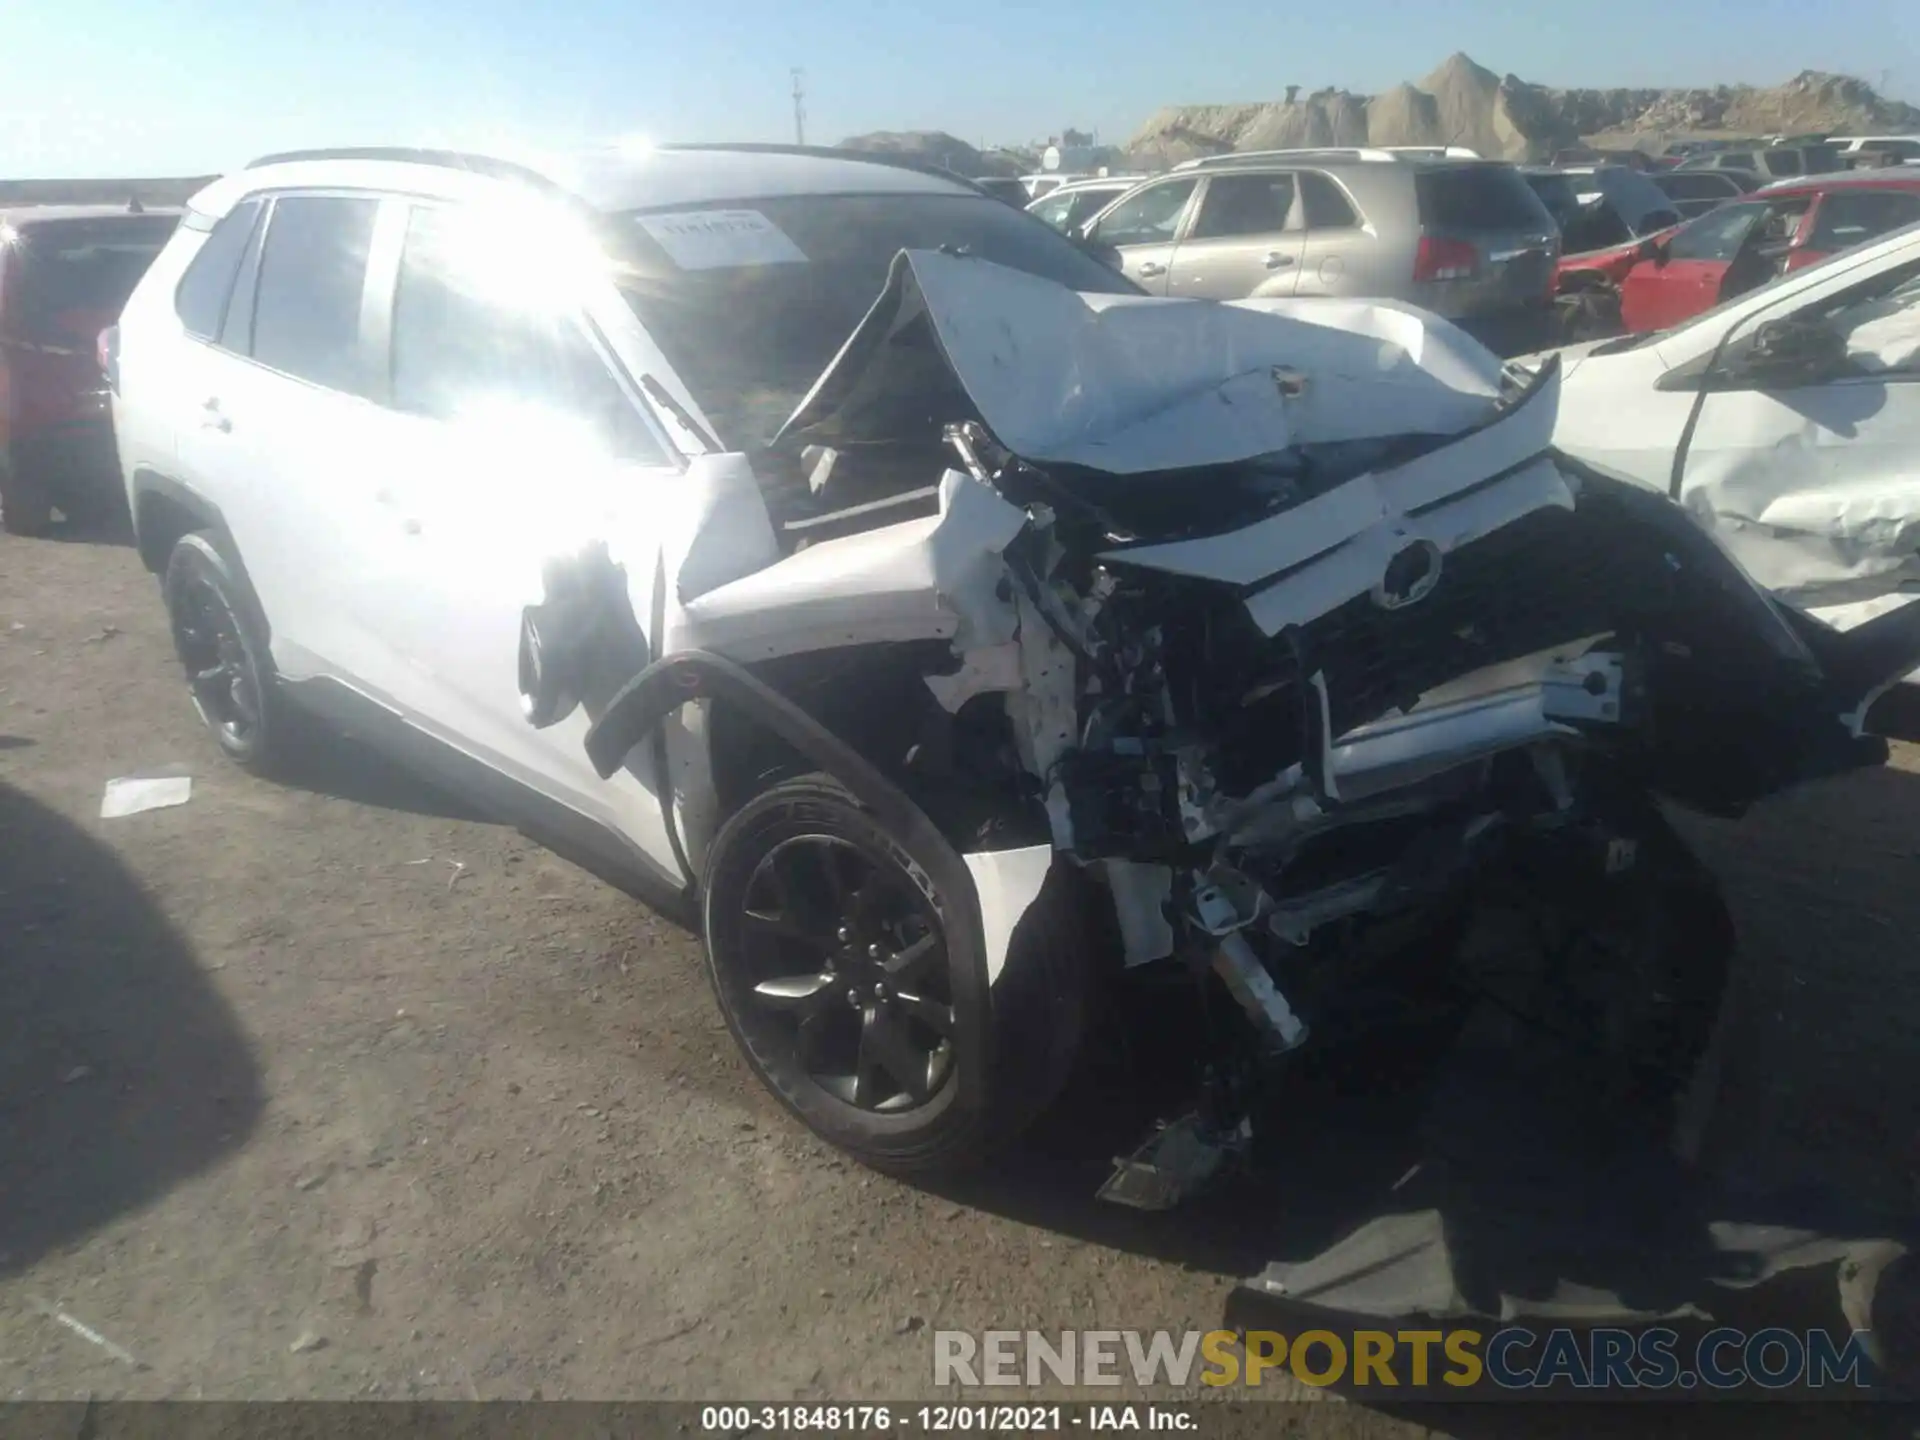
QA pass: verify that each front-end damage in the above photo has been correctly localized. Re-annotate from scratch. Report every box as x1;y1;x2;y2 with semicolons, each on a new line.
527;249;1920;1209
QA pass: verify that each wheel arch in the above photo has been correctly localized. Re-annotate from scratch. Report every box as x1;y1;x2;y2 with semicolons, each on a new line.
131;470;271;642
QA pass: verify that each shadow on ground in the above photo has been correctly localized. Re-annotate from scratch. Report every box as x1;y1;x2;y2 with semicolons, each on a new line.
0;780;264;1274
275;724;487;823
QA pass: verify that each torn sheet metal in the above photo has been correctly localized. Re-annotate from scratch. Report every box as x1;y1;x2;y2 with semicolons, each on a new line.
962;844;1055;984
1098;366;1566;635
778;249;1507;476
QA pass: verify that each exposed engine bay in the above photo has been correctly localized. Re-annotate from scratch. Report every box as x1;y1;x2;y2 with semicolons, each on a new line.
525;249;1920;1215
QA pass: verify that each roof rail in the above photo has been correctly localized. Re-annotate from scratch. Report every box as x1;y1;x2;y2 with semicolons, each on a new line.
244;141;994;205
1174;146;1477;170
244;147;565;189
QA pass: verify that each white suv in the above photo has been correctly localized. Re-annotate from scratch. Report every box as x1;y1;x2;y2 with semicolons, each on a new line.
110;143;1919;1186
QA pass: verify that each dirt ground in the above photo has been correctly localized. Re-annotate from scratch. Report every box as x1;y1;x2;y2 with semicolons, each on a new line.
3;518;1919;1433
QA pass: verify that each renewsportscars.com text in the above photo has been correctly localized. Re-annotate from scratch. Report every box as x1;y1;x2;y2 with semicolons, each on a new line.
934;1327;1877;1392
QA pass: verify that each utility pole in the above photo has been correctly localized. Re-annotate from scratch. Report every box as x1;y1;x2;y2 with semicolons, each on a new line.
791;69;807;147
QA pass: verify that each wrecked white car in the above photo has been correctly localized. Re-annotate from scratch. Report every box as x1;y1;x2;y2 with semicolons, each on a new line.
114;148;1920;1187
1525;218;1920;677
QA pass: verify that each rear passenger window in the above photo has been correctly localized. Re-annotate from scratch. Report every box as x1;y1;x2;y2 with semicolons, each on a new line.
175;200;262;340
389;205;665;464
250;196;379;394
1810;190;1920;251
1299;172;1359;229
1190;174;1295;240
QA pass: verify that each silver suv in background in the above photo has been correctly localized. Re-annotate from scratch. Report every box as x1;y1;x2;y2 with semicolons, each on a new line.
1077;148;1561;354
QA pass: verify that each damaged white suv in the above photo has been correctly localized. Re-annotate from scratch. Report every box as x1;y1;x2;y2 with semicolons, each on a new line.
110;145;1920;1184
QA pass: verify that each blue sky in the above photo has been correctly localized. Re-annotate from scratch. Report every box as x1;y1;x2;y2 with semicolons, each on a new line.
2;0;1915;178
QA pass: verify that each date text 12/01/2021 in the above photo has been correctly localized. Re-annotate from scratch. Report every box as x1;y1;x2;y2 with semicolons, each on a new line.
699;1407;1195;1431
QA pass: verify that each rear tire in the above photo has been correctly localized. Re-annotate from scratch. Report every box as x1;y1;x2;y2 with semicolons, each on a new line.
163;532;288;775
699;773;1093;1174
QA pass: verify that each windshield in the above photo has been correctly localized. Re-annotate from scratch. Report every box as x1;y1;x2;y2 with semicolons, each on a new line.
613;191;1136;449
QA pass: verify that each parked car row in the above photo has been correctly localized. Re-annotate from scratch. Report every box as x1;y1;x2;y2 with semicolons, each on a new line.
1029;147;1564;353
1549;169;1920;338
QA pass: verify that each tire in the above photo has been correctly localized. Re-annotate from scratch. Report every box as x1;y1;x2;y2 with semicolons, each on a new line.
700;773;1093;1174
163;532;287;775
0;459;55;537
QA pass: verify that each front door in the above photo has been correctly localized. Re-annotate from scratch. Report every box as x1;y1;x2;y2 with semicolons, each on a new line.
1619;201;1766;332
1166;171;1303;300
355;198;691;874
1083;177;1198;295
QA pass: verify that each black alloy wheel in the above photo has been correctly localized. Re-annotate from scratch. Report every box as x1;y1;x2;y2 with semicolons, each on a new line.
173;572;262;751
700;773;1094;1174
163;533;282;773
737;833;956;1113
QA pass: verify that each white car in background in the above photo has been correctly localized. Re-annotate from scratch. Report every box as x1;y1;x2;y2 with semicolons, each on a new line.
1023;176;1142;235
1528;219;1920;654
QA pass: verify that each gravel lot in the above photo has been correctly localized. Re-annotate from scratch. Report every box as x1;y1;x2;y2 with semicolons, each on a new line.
3;518;1917;1434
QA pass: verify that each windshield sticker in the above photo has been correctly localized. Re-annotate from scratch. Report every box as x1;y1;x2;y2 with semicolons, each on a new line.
636;209;808;271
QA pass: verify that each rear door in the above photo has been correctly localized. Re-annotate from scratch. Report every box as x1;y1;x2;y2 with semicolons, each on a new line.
1293;170;1383;298
1619;201;1767;331
197;192;386;683
1165;170;1302;299
1082;176;1198;294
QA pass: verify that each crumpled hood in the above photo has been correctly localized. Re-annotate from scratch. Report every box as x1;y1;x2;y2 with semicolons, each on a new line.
776;249;1509;476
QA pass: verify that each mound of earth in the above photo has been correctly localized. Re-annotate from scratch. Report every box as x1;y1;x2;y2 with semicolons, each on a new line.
1125;54;1920;165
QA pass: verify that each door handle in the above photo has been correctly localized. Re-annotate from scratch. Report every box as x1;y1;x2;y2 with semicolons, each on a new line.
200;398;231;433
1138;261;1167;277
1264;252;1295;269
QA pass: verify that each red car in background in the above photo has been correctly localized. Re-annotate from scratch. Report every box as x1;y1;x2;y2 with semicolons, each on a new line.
1612;171;1920;332
0;204;179;534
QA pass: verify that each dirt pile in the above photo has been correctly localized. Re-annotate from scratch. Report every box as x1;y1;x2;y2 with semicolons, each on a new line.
1125;56;1920;165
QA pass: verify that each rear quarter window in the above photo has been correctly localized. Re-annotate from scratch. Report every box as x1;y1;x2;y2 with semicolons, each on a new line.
1416;165;1554;231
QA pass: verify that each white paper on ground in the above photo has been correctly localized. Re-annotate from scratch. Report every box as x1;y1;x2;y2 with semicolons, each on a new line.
100;774;193;819
635;210;808;271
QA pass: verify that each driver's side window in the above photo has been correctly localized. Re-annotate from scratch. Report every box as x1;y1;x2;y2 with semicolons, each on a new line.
1089;179;1197;247
388;204;667;464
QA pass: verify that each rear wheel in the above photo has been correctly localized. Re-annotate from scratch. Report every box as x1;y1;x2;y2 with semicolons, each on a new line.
163;533;287;775
700;774;1092;1173
0;459;54;537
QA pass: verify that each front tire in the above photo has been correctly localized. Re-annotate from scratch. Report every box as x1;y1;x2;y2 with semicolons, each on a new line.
163;532;286;775
700;774;1092;1174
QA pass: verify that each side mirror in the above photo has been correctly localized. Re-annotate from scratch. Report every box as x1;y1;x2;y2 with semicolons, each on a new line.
1636;236;1668;267
1720;315;1850;388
